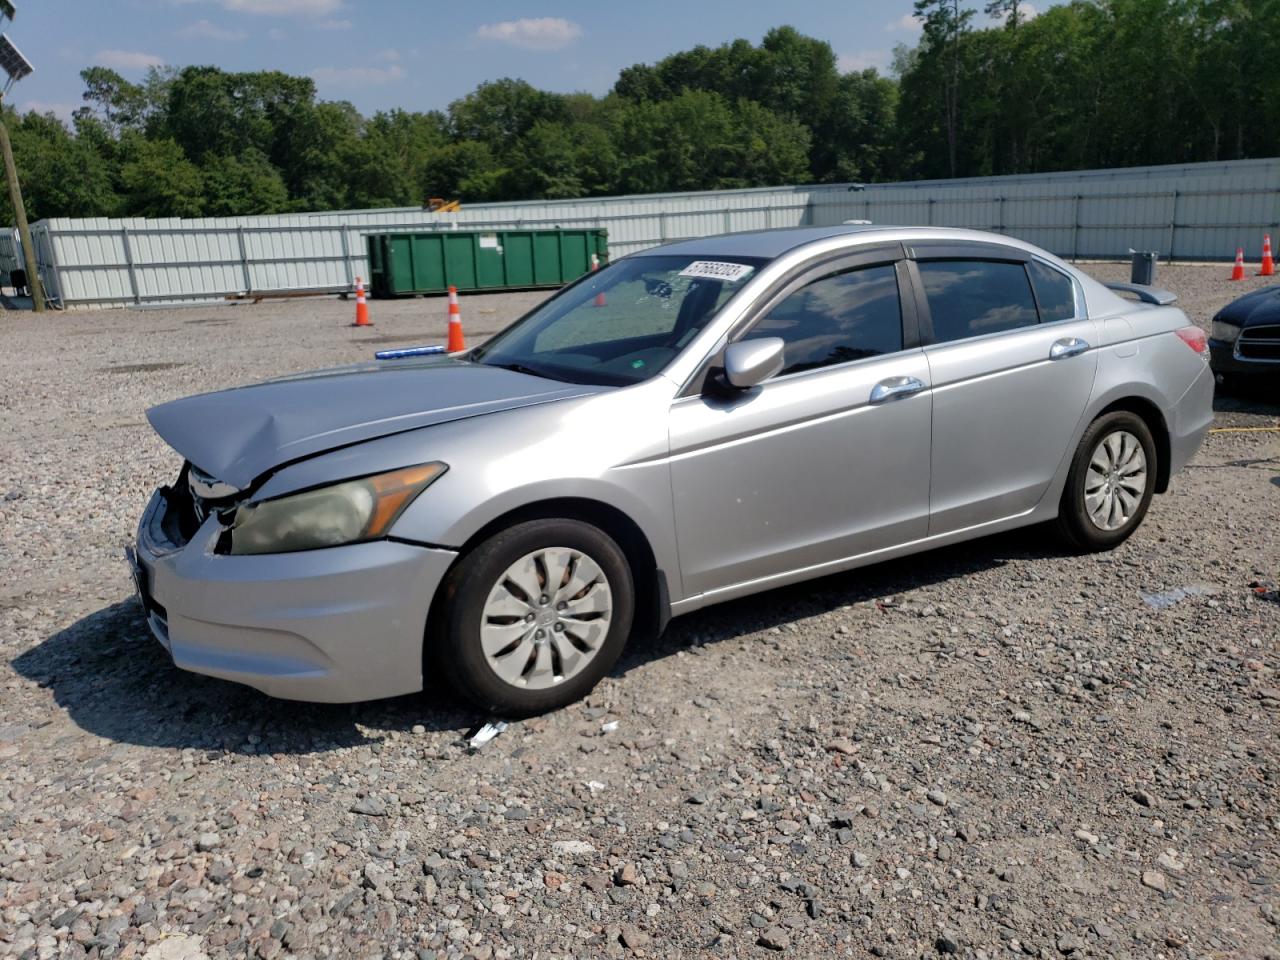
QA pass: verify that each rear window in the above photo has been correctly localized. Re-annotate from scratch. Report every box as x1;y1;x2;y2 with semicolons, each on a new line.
918;260;1039;343
1029;260;1076;322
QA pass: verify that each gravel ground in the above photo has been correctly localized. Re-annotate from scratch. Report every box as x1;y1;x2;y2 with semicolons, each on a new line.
1;265;1278;960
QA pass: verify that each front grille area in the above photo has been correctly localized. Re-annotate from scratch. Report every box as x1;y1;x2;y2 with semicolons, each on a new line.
158;478;202;548
154;464;245;549
1238;326;1280;362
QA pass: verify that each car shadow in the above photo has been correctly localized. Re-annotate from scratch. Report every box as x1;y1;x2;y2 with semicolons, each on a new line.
12;525;1068;753
1213;386;1280;415
10;599;477;755
612;524;1068;677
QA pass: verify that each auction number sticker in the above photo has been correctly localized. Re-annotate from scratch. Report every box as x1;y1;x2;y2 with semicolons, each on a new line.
678;261;755;283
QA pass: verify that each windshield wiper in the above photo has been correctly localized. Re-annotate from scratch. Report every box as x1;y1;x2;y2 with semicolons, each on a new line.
484;360;567;382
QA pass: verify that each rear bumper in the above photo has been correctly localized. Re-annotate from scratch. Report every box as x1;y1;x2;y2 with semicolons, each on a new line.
132;489;457;702
1166;362;1215;477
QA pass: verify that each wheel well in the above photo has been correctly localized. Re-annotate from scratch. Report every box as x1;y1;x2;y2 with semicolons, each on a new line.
1097;397;1171;492
439;498;668;642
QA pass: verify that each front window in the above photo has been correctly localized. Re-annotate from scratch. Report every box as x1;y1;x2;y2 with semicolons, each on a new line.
473;255;766;386
742;263;904;377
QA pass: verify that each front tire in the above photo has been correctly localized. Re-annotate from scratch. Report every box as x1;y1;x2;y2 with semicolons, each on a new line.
432;519;634;715
1055;411;1157;552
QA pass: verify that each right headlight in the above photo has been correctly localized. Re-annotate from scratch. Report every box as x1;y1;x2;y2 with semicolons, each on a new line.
1210;320;1241;344
224;462;447;555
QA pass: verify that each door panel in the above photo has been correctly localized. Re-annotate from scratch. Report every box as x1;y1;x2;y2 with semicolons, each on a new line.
924;318;1098;533
669;351;932;596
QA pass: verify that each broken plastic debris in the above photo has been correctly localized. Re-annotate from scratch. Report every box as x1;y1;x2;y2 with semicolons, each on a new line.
464;720;508;751
601;720;619;734
1251;580;1279;603
1140;584;1213;609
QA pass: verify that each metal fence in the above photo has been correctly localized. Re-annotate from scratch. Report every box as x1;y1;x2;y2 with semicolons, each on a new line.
14;157;1280;308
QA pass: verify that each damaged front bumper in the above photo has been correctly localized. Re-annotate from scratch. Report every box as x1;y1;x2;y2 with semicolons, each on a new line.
130;487;457;703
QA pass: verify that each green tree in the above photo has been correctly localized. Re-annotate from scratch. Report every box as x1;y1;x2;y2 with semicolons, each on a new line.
814;69;900;183
201;149;289;216
76;65;173;135
421;140;505;202
118;136;204;218
448;79;567;149
913;0;974;176
2;109;118;220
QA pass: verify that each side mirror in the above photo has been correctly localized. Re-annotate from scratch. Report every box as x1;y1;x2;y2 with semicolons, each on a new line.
723;337;785;389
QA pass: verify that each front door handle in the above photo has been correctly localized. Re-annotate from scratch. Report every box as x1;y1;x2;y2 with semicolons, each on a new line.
869;376;926;404
1050;337;1090;360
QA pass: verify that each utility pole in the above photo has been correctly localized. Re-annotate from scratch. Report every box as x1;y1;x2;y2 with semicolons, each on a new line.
0;94;43;312
0;11;45;312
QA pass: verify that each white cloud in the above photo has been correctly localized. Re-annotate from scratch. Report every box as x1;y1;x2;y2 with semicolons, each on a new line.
1015;2;1038;21
267;26;287;39
92;49;165;71
375;48;400;62
311;63;405;87
223;0;341;14
475;17;582;51
314;17;352;30
179;18;247;40
838;50;890;73
885;13;923;32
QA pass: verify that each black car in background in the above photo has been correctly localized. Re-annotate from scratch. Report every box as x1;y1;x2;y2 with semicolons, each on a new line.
1209;286;1280;391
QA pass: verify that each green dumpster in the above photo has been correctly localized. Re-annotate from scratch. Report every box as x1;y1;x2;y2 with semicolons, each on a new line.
367;228;608;298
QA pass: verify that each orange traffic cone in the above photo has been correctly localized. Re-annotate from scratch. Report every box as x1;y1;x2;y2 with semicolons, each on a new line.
352;276;372;326
1261;234;1275;277
591;253;606;307
1231;248;1246;281
446;286;466;352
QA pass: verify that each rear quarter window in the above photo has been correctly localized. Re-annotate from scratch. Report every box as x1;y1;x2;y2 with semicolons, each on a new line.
1028;260;1077;322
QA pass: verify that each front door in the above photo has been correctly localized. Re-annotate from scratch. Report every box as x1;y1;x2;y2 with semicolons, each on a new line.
668;255;933;599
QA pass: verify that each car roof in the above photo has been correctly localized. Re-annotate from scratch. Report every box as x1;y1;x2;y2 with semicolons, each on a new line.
633;224;1061;260
633;224;1136;320
638;225;891;259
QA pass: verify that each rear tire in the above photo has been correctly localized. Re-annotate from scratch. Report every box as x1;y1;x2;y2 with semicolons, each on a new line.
432;519;634;716
1055;411;1157;552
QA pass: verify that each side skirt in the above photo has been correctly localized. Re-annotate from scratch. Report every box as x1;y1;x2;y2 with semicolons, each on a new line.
669;505;1050;616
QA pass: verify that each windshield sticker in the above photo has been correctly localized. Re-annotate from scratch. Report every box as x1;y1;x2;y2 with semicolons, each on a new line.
679;261;754;283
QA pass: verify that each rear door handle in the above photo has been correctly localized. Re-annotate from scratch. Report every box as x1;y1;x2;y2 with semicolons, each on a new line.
1050;337;1090;360
869;376;926;404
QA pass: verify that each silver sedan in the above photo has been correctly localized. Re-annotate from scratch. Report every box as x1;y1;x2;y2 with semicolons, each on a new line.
131;226;1214;714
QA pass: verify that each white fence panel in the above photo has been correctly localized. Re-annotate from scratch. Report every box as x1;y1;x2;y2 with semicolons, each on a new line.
19;158;1280;307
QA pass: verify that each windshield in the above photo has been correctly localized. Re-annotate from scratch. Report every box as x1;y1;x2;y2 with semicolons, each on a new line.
473;254;767;386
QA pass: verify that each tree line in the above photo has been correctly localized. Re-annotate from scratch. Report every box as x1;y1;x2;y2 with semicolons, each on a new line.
4;0;1276;222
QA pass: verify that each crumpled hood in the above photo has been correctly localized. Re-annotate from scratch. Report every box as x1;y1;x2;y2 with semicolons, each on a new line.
146;358;598;490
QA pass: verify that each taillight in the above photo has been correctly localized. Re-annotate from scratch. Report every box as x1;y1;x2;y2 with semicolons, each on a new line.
1175;326;1208;356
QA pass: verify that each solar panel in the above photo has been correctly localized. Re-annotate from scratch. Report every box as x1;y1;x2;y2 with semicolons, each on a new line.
0;34;32;82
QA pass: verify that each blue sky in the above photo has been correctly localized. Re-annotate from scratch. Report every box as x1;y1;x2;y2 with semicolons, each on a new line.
6;1;1037;121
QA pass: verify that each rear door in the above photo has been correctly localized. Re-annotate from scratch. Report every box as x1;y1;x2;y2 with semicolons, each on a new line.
908;243;1098;534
